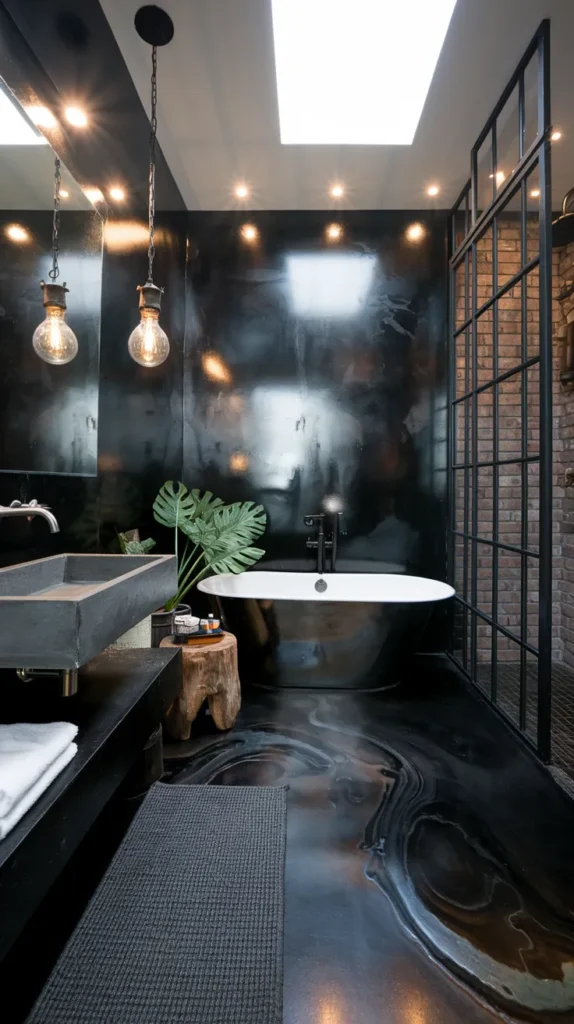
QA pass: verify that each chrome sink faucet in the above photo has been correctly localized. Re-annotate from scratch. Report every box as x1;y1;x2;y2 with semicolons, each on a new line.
0;499;60;533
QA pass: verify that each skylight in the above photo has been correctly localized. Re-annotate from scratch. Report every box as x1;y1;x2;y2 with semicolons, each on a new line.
271;0;458;145
0;82;48;145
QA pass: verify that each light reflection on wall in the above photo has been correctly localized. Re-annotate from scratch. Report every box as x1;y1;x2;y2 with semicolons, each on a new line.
249;386;360;492
103;220;148;251
229;450;249;473
286;253;376;318
192;384;362;532
30;384;97;472
202;351;232;384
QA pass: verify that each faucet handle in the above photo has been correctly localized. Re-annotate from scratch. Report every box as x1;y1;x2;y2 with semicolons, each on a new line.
9;500;23;508
25;499;51;510
330;509;346;535
304;513;324;527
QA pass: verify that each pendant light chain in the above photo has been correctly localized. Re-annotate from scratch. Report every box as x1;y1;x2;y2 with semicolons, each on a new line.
128;6;173;367
49;156;61;282
147;44;158;284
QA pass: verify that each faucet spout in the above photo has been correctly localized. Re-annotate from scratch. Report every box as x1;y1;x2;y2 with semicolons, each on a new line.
30;506;60;533
0;500;60;533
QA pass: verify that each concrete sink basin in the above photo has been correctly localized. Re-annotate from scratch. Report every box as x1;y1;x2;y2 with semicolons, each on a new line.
0;554;177;669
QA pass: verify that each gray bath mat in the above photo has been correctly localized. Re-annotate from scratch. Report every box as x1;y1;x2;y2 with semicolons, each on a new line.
27;783;286;1023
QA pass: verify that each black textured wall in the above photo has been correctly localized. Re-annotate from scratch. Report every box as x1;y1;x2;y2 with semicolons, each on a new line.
184;210;448;580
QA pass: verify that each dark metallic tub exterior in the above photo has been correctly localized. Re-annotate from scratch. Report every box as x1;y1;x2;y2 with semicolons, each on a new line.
208;561;446;690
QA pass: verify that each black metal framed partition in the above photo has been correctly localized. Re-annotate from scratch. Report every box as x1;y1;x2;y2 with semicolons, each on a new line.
447;21;553;760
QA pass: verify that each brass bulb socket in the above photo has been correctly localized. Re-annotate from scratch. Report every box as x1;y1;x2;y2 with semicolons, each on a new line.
40;281;69;311
137;281;164;313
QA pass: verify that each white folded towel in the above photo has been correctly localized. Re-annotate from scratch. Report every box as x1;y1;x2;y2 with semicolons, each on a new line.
0;741;77;839
0;722;78;817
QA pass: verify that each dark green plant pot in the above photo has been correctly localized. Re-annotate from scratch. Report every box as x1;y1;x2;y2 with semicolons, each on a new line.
151;603;191;648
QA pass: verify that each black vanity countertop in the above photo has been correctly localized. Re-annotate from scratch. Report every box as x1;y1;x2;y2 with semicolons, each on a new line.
0;648;181;960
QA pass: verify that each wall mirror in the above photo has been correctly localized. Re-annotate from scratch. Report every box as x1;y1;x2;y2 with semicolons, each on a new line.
0;77;102;476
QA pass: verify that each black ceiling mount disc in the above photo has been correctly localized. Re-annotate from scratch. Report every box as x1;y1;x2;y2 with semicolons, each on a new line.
134;6;174;46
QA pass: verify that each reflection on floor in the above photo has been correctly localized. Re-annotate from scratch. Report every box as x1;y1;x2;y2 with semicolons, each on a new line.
165;655;574;1024
477;662;574;778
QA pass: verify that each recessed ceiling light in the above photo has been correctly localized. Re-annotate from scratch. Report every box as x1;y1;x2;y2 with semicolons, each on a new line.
234;183;249;199
551;130;562;142
271;0;457;144
0;86;48;145
240;223;258;243
60;189;70;199
330;183;344;198
5;224;30;243
108;186;126;201
530;188;541;198
65;106;88;128
83;186;104;204
406;222;425;242
326;223;343;241
427;184;439;196
25;105;57;129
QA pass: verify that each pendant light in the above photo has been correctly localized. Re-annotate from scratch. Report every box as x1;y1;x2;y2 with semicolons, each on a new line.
128;5;174;367
33;156;79;365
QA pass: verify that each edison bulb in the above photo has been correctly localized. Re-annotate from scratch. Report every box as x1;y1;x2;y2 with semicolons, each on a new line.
128;309;169;367
33;306;78;364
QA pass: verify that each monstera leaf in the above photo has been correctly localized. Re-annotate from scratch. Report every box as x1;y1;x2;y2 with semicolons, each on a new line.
187;501;265;549
189;501;267;576
187;488;226;524
153;483;267;609
206;543;266;576
118;532;156;555
153;481;223;532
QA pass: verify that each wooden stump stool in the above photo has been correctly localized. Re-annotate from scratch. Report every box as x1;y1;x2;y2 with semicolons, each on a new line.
160;632;241;741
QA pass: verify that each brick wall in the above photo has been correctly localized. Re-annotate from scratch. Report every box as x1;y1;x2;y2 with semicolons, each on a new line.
554;241;574;667
454;218;569;664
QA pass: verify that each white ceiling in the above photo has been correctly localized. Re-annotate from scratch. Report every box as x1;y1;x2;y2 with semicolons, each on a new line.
99;0;574;210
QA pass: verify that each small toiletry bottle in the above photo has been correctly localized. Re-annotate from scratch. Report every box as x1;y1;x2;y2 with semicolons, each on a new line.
207;613;215;631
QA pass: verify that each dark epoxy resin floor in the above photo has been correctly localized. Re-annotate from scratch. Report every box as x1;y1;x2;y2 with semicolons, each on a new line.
166;656;574;1024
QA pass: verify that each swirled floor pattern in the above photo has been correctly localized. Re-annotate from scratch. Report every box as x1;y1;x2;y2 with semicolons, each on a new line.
165;656;574;1024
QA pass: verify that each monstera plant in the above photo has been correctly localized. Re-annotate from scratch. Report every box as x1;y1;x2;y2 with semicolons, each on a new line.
117;529;156;555
153;481;266;612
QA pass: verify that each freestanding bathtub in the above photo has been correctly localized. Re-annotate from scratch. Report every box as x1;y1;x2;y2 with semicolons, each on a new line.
198;562;454;690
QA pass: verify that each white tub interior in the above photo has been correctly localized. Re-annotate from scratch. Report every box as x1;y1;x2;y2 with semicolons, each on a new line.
198;571;455;604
